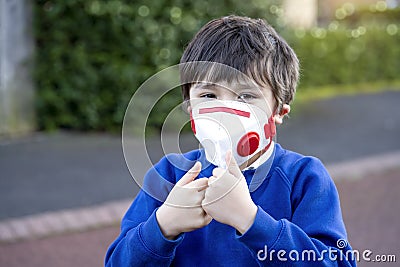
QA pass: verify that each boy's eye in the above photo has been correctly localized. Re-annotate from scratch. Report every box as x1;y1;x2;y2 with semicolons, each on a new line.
238;93;256;102
200;93;217;99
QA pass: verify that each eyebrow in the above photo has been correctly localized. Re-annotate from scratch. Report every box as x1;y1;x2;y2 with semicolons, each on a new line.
192;83;218;90
193;82;260;92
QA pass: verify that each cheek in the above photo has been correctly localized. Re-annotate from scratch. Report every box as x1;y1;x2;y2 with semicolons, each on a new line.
188;90;195;99
188;88;205;101
189;89;196;98
254;99;274;115
260;90;277;112
188;91;200;106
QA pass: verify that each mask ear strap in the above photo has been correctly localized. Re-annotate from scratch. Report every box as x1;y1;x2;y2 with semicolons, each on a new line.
239;149;264;170
264;113;276;140
248;113;276;170
190;110;196;134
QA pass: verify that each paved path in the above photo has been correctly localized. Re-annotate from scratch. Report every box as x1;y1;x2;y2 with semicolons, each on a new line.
0;133;138;220
337;168;399;267
278;90;400;163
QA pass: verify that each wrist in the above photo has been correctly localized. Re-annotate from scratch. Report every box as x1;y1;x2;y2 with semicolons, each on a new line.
234;203;258;235
156;206;180;240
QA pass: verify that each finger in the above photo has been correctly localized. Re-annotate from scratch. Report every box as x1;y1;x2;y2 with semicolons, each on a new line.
176;161;202;186
225;150;242;178
203;214;213;225
212;167;226;178
207;175;218;185
187;177;209;191
202;192;216;207
201;197;208;208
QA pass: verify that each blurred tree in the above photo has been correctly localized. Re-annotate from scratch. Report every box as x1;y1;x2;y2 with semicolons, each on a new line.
34;0;280;133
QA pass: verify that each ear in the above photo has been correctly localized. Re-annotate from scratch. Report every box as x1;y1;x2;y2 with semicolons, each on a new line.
187;105;192;114
273;104;290;125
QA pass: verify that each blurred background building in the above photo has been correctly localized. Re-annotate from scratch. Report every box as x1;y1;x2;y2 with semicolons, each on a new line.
283;0;318;28
284;0;399;28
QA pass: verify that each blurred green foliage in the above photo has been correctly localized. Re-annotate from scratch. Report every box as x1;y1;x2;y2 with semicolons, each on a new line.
338;2;400;26
288;23;400;89
34;0;400;133
34;0;280;132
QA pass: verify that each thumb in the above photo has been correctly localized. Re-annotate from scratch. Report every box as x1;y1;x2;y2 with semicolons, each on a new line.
187;177;209;191
176;161;202;186
225;150;242;178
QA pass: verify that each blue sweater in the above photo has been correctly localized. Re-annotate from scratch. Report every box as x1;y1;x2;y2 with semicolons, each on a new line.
105;144;356;266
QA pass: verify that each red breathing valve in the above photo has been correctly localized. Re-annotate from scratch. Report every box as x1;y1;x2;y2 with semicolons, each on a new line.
237;132;260;157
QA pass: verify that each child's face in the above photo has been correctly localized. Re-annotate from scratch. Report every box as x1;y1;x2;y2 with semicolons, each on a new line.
189;80;277;119
189;79;286;168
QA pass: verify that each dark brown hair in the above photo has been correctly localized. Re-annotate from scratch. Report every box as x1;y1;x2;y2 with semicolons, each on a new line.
180;15;299;110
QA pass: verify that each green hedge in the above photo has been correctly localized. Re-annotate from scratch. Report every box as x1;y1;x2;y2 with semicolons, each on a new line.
341;5;400;26
287;23;400;89
34;0;280;132
34;1;400;133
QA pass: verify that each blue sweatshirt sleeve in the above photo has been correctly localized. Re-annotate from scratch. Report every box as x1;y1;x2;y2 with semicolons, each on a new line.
104;191;184;266
105;155;187;266
236;158;357;266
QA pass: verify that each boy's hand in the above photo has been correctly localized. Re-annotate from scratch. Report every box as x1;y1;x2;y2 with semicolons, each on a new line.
202;151;257;234
156;162;212;240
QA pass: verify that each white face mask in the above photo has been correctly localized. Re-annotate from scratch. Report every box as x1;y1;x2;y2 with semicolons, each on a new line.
190;100;276;169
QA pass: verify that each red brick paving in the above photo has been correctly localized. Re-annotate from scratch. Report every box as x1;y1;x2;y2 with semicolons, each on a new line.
0;226;119;267
337;168;400;267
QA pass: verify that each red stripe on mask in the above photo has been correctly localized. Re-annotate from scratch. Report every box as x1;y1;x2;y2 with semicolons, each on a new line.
198;107;251;118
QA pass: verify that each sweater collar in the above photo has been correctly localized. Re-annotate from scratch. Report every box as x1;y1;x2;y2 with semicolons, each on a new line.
245;143;277;192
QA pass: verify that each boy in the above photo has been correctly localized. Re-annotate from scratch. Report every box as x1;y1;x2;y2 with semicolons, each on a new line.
105;16;356;266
